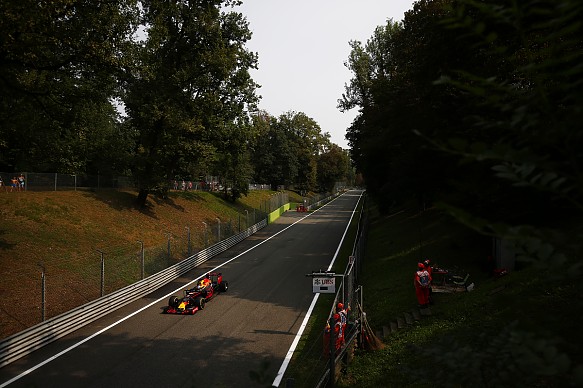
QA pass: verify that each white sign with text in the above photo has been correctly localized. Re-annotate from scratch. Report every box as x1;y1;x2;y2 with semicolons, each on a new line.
312;277;335;293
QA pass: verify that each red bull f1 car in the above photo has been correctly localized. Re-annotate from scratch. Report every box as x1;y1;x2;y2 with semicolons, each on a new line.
164;272;228;314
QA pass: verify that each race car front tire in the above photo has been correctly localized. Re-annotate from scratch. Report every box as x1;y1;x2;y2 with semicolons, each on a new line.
219;281;229;292
194;296;205;310
168;296;179;308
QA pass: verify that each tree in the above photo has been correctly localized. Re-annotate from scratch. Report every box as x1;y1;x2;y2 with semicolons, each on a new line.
250;111;332;192
251;113;298;190
214;120;254;201
317;144;350;192
342;1;583;385
0;0;140;172
277;111;327;193
340;0;495;211
124;0;259;206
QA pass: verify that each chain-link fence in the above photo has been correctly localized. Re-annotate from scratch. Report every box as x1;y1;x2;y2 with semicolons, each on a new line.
0;172;136;191
1;190;289;339
0;171;272;193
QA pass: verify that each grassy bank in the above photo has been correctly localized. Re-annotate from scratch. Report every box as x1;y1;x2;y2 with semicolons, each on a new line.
336;202;583;387
0;188;302;339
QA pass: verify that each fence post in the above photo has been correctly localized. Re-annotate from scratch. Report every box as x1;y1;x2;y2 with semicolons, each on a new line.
96;250;105;297
202;222;208;248
39;263;46;322
54;173;57;191
216;218;221;242
166;233;171;260
185;226;191;255
137;240;144;279
329;315;336;388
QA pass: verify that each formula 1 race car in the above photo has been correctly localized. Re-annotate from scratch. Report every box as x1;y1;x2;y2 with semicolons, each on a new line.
164;272;228;314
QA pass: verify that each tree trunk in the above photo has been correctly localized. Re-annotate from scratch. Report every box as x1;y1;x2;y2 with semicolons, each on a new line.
136;188;149;208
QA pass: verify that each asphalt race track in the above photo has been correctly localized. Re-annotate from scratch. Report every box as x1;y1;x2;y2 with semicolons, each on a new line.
0;190;363;388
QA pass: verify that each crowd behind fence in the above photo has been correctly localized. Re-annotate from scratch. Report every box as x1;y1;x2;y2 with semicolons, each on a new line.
0;171;271;193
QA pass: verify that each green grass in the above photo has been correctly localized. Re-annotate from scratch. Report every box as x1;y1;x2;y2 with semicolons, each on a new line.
333;202;583;388
282;199;583;387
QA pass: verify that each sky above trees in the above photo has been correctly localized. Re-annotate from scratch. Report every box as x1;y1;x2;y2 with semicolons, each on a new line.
236;0;415;149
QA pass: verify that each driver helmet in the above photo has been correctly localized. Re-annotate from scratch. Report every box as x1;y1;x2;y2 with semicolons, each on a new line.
337;302;344;311
418;262;425;270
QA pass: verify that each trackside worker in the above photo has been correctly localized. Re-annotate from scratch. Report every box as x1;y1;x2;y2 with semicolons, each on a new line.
333;313;344;351
423;259;434;303
336;302;350;342
414;262;431;308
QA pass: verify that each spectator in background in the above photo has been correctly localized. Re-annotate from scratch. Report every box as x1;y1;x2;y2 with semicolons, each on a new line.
18;173;25;191
0;176;4;192
11;177;18;192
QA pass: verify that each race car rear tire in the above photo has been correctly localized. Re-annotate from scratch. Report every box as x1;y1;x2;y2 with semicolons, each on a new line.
168;296;179;308
194;296;205;309
219;281;229;292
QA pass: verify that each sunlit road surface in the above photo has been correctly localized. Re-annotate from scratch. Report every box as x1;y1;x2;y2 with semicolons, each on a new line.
0;190;363;388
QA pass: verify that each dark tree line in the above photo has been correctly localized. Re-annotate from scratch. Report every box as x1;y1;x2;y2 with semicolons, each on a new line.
341;1;582;384
341;0;582;270
0;0;351;206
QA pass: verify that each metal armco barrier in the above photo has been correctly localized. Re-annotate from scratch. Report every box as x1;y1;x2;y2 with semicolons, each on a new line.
0;219;267;368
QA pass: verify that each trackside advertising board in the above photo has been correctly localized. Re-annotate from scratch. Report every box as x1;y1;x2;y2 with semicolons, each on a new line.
312;277;335;293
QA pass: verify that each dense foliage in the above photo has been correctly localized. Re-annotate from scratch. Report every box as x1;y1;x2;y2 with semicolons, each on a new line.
341;0;582;267
0;0;352;205
340;0;582;385
250;110;351;193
